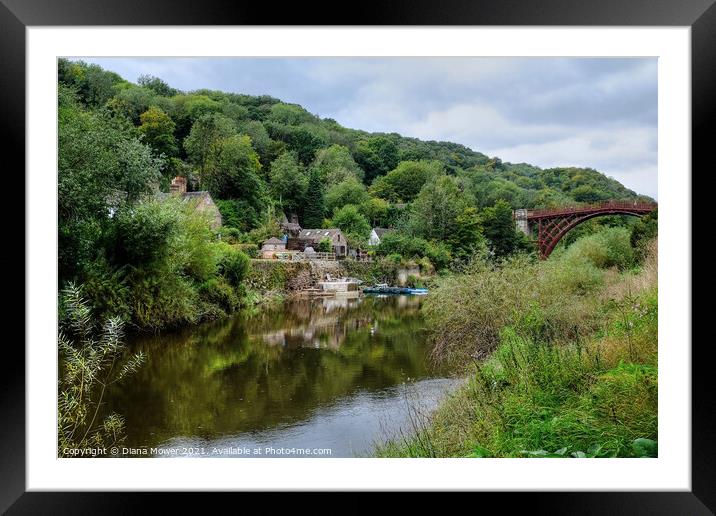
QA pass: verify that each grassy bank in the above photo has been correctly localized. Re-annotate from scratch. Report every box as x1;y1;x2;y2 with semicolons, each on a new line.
377;232;658;458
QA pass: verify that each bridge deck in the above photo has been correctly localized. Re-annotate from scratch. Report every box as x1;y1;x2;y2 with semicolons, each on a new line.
526;200;657;220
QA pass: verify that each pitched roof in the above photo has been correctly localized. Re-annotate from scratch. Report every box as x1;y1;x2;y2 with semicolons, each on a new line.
298;228;343;241
373;227;391;238
263;237;285;245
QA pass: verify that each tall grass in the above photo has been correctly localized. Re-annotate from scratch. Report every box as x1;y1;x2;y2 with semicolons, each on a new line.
377;232;658;458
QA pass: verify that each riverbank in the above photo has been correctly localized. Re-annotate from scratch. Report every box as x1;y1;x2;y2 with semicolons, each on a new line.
376;235;658;458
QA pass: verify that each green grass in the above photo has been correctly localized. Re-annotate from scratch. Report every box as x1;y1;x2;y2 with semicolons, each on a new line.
376;238;658;458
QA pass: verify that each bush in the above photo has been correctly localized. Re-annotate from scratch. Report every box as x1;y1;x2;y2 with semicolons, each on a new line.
125;264;200;330
563;227;634;270
218;226;242;244
235;243;259;259
318;237;332;253
198;277;240;312
110;198;177;266
218;245;251;287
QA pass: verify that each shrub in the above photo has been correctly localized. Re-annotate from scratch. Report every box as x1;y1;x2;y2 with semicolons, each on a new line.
199;277;240;312
563;226;634;270
218;245;251;287
318;238;332;253
81;258;131;322
58;283;145;456
235;242;259;259
110;198;177;266
125;264;200;330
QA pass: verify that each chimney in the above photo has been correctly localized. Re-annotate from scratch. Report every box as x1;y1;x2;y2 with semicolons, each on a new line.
170;176;187;195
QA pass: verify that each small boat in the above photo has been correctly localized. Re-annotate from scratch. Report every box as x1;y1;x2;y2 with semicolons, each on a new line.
363;285;428;295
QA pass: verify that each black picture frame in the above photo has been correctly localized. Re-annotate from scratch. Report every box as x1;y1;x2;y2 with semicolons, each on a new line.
2;0;709;512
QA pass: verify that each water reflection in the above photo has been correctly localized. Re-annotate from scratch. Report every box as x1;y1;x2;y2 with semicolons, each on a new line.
104;295;454;457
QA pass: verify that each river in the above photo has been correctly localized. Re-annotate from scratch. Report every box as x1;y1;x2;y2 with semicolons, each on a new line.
104;294;458;458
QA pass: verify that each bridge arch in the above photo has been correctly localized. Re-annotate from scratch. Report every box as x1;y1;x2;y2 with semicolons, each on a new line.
515;201;657;259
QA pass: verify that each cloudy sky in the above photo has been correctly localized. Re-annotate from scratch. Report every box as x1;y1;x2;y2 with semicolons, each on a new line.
81;57;657;198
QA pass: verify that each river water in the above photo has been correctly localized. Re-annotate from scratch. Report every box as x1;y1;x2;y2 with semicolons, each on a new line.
104;294;458;458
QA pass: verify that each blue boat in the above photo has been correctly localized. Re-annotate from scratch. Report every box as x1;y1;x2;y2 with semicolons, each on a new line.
363;284;428;295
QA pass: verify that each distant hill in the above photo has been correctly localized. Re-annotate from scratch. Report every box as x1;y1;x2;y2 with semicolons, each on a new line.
58;58;653;219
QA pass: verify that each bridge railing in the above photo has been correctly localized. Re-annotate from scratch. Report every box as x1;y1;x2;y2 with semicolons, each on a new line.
525;200;657;219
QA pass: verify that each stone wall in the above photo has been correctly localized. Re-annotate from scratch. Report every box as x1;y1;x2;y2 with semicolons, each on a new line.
246;259;342;293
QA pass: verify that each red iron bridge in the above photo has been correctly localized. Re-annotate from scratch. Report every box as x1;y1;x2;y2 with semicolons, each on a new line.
514;200;657;259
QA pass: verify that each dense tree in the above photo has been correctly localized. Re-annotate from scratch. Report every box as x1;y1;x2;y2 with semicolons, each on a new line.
137;75;178;97
267;103;318;126
407;176;471;241
183;113;236;182
370;160;445;202
324;177;370;215
138;106;178;157
58;98;163;280
481;199;523;258
202;134;267;229
311;144;364;185
302;169;326;228
58;58;127;108
265;122;322;163
268;152;308;217
238;120;284;167
327;205;371;247
359;197;390;227
447;206;487;261
353;136;400;184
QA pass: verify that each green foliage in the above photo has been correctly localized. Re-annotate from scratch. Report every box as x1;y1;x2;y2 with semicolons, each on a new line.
482;199;524;258
354;136;400;183
302;168;326;228
58;283;145;456
183;112;236;178
407;175;471;241
358;197;390;227
324;177;370;215
217;244;251;287
139;105;178;157
268;151;308;216
370;160;445;202
318;238;332;253
311;144;364;185
137;74;177;97
630;208;658;261
203;134;267;229
563;226;635;270
198;277;240;312
327;205;371;246
58;58;127;108
58;102;163;280
110;198;178;266
447;206;488;261
376;232;452;271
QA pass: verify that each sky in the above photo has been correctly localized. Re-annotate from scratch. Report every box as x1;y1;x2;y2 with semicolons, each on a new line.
81;57;658;199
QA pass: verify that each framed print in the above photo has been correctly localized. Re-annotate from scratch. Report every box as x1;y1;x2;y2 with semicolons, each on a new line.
3;0;710;511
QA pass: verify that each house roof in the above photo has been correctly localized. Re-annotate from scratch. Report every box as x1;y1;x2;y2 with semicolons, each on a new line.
263;237;285;245
373;227;391;238
298;228;343;241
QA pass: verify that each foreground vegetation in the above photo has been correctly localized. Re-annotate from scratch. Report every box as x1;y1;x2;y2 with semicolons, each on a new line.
377;230;658;458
